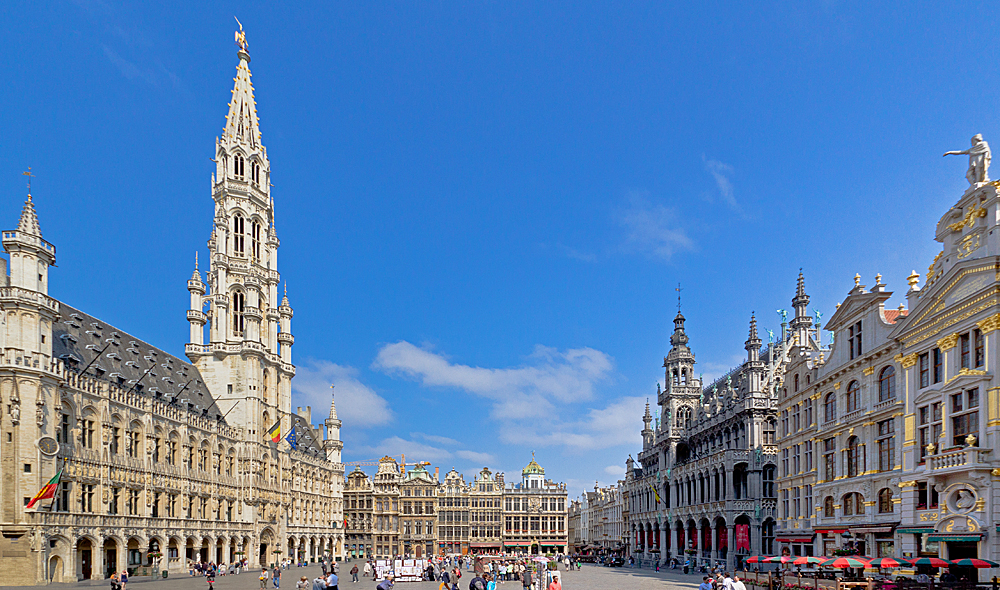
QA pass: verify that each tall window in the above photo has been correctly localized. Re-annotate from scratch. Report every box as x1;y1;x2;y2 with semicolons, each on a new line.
252;161;261;185
823;438;836;481
917;481;939;509
83;419;95;448
847;436;861;478
762;520;774;554
848;321;862;359
793;487;801;518
961;333;971;369
878;488;893;513
794;374;800;392
804;398;813;426
234;154;245;178
781;449;789;478
233;214;246;256
918;402;942;461
781;490;789;518
804;485;813;518
804;440;813;471
251;221;261;262
109;487;120;515
824;496;834;518
919;353;929;388
877;419;895;471
878;366;896;402
232;291;245;336
846;381;860;413
57;412;70;444
792;404;801;431
975;329;985;367
79;484;94;513
952;388;980;447
933;348;943;384
824;393;836;422
781;410;789;437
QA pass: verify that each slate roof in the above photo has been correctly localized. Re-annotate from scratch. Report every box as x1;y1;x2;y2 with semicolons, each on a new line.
52;301;225;422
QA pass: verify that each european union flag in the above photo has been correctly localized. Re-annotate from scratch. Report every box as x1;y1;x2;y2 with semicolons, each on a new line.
285;425;297;450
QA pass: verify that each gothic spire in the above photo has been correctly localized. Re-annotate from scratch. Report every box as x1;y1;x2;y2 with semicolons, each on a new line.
328;385;339;421
223;31;262;149
17;194;42;237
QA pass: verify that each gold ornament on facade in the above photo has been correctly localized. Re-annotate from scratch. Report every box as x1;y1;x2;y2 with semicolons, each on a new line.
946;205;987;232
966;434;978;447
937;333;960;351
926;443;937;455
977;313;1000;333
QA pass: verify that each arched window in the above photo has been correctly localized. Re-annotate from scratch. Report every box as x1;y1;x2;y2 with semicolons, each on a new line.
824;496;834;517
846;381;860;413
843;492;864;516
233;214;246;256
762;465;776;498
252;161;260;185
847;436;861;477
263;369;270;406
824;393;836;422
232;291;245;337
763;419;776;445
234;154;245;179
251;221;261;262
794;374;799;392
878;488;893;513
878;367;896;402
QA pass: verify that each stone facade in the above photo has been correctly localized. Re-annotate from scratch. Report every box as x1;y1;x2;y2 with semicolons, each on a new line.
624;286;820;570
345;467;374;559
353;457;567;557
0;40;345;586
572;483;626;554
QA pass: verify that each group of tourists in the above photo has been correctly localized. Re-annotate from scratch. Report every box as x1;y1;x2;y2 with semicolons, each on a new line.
698;571;748;590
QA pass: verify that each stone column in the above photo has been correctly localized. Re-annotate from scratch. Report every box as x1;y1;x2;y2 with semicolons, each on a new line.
711;523;718;563
673;525;681;561
727;525;735;572
660;522;668;565
697;522;704;565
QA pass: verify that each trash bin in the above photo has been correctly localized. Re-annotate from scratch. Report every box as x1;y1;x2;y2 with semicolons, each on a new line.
162;571;168;579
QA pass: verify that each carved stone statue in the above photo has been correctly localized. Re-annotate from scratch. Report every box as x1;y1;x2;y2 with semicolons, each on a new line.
945;134;991;185
956;489;975;510
10;402;20;425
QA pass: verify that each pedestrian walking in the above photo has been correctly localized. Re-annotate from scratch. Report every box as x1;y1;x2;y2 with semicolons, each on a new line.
273;566;282;589
120;569;128;590
350;564;359;583
207;565;216;590
259;567;270;589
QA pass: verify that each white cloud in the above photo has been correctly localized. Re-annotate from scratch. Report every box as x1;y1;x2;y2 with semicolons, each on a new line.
604;464;625;477
374;342;613;418
351;436;453;463
703;157;739;211
500;396;646;452
411;432;460;446
456;450;496;464
292;359;393;428
619;193;693;261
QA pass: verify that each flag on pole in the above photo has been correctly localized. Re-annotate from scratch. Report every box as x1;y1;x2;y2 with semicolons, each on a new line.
266;420;282;443
649;482;662;505
285;425;297;450
26;470;62;509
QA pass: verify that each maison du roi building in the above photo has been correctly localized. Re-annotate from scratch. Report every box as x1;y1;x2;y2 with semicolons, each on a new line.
0;36;346;585
620;136;1000;580
344;456;568;558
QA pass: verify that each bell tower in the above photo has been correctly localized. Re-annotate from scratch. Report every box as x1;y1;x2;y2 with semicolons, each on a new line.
186;29;294;439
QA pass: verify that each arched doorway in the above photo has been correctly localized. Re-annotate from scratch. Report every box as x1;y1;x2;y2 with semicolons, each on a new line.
78;538;94;580
103;538;119;579
49;555;64;583
531;543;539;555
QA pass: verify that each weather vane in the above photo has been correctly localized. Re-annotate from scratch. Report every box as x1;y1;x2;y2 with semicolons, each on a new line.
235;17;248;52
676;283;682;313
23;167;34;196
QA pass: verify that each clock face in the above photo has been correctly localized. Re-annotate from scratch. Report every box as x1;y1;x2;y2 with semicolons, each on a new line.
38;436;59;456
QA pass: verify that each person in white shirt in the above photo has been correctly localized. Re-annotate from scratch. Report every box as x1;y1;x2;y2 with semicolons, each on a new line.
722;572;734;590
732;576;747;590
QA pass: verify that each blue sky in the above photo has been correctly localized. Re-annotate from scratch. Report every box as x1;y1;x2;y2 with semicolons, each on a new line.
0;2;997;497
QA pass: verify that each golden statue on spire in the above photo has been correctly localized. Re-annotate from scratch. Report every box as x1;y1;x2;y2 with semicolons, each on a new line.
234;17;248;52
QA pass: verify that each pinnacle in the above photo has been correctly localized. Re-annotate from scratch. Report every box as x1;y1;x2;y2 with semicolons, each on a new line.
17;194;42;237
747;313;759;341
329;385;339;421
796;269;806;297
223;47;262;147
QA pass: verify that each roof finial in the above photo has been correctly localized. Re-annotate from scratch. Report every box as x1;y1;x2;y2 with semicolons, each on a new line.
22;167;34;199
234;17;248;52
676;283;682;313
194;251;199;270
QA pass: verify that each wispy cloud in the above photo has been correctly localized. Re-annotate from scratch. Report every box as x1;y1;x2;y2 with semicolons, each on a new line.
374;342;613;418
457;450;496;464
411;432;460;446
556;244;599;263
604;464;625;477
374;342;637;453
351;436;453;463
102;45;159;86
291;359;393;428
619;193;693;262
703;156;740;211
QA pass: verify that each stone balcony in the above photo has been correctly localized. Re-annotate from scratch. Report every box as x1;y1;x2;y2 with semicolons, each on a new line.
927;446;991;473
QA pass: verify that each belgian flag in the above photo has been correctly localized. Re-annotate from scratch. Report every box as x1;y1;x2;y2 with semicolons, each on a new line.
266;420;282;443
26;470;62;509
